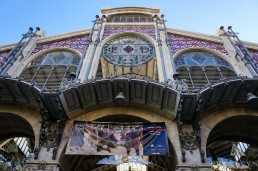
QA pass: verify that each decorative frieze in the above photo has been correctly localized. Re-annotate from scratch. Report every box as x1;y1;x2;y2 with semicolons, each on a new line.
31;35;88;55
169;34;228;55
102;26;156;40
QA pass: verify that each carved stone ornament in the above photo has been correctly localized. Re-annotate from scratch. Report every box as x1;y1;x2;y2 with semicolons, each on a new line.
181;132;198;151
43;132;58;150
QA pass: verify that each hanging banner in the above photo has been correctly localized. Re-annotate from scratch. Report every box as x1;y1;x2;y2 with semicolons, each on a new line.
66;121;169;156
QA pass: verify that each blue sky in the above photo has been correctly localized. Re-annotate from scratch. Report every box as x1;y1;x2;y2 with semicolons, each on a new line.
0;0;258;45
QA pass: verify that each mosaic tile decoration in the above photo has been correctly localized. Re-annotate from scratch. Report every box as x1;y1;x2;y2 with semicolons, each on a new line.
102;26;156;40
31;35;89;56
169;34;228;55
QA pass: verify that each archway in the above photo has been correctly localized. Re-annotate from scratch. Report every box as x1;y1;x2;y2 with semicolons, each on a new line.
0;112;35;170
174;49;237;92
97;34;158;82
20;49;81;91
59;114;177;171
206;115;258;170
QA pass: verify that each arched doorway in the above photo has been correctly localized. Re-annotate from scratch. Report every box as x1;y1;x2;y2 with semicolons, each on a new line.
206;115;258;170
59;114;177;171
0;112;35;170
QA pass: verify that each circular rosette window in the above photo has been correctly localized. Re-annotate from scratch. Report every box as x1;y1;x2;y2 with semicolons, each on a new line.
102;36;155;66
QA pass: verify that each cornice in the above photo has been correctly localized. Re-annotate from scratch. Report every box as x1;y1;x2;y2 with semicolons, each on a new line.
241;41;258;50
101;6;160;16
104;22;155;26
167;27;223;44
0;29;91;52
36;28;91;44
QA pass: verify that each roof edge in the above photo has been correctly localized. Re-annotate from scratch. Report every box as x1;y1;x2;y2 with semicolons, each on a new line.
101;6;160;15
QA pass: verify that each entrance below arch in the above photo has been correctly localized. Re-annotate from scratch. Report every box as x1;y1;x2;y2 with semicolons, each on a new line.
59;114;178;171
0;112;35;170
206;115;258;170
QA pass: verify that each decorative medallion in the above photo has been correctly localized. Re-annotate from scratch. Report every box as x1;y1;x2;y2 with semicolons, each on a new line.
102;36;155;66
182;132;198;151
43;133;58;150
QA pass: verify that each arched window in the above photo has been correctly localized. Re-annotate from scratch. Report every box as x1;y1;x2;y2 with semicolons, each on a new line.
99;36;158;81
175;51;236;91
20;50;80;91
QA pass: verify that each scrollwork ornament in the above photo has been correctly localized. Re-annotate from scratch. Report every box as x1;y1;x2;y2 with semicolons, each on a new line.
181;132;198;152
43;132;58;150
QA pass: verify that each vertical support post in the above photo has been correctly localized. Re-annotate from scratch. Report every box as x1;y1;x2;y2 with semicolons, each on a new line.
61;66;70;81
30;66;41;82
202;67;210;84
154;16;167;81
42;66;55;90
175;98;186;163
161;15;179;80
84;15;105;80
75;20;96;78
186;67;195;90
217;67;224;78
193;99;205;163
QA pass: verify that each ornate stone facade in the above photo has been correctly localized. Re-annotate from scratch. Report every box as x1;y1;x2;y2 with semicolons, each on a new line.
169;34;228;55
102;26;156;40
0;6;258;171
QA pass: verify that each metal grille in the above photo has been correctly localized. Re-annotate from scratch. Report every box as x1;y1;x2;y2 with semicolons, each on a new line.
176;52;237;91
20;51;79;91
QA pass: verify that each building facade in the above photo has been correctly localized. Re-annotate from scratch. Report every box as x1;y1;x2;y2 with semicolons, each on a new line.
0;7;257;171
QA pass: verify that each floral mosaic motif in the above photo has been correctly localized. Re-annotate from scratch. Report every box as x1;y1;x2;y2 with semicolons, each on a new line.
102;26;156;40
32;35;88;56
102;36;155;66
169;34;228;55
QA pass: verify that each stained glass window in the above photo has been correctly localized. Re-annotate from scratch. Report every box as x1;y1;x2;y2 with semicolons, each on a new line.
175;52;236;91
175;52;233;70
102;36;155;66
21;51;80;91
29;51;80;67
